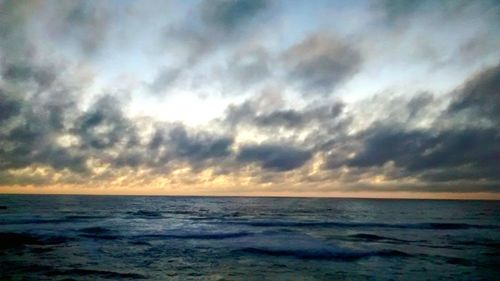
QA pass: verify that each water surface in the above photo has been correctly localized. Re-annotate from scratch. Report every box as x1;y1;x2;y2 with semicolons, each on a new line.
0;195;498;280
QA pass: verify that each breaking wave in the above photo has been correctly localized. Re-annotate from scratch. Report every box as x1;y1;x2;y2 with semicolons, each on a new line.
233;232;411;260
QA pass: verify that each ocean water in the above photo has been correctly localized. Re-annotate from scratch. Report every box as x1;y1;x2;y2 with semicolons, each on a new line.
0;195;498;280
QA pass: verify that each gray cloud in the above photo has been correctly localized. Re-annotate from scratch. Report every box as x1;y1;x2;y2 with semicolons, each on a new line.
223;95;345;130
283;33;362;95
447;63;500;126
149;67;184;93
1;62;56;88
46;1;111;55
0;17;236;179
109;122;234;171
346;126;499;179
0;90;86;173
407;93;434;120
321;63;500;188
74;95;138;150
0;1;112;59
167;125;234;165
0;0;498;195
154;0;272;92
237;144;312;172
379;0;500;26
163;0;271;62
0;1;88;176
200;0;268;33
378;0;429;26
0;90;21;122
255;110;304;128
225;46;271;89
0;0;34;60
0;1;241;180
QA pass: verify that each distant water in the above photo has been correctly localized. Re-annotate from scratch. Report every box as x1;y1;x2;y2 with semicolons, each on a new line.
0;195;498;280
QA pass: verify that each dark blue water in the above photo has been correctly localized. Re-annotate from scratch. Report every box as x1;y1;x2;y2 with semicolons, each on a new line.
0;195;498;280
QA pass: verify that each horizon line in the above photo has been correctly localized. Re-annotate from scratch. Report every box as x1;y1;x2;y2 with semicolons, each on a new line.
0;192;498;201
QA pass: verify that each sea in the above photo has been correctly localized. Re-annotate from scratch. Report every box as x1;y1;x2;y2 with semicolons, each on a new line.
0;195;498;280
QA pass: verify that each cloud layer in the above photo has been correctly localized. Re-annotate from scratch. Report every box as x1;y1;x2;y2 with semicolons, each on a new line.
0;0;499;196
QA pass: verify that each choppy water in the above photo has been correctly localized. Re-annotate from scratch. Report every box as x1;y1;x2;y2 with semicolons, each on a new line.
0;195;498;280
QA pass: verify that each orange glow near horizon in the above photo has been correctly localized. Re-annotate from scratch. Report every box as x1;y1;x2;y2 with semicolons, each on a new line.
1;163;498;200
1;185;498;200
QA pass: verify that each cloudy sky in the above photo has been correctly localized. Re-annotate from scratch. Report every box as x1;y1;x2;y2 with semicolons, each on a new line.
0;0;499;198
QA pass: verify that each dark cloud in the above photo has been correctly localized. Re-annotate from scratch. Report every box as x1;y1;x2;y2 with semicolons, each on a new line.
143;62;500;188
0;83;236;180
0;17;89;175
346;126;499;177
223;96;345;129
0;0;498;195
345;126;433;169
200;0;268;33
168;125;234;163
407;93;434;120
283;34;362;95
447;63;500;125
0;1;142;179
0;92;86;172
122;123;235;171
379;0;500;25
258;102;345;129
255;110;304;128
0;90;21;121
341;125;500;188
0;1;87;175
222;100;257;128
237;144;312;171
0;23;237;179
321;64;500;188
74;95;138;150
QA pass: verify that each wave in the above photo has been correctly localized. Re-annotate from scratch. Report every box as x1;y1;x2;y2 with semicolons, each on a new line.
65;215;109;220
452;239;500;249
0;218;74;225
232;232;411;260
79;226;112;234
0;260;146;279
0;232;71;250
1;215;110;225
79;234;121;240
128;210;163;218
138;231;251;240
165;210;194;215
224;220;498;230
45;268;146;279
78;227;121;240
240;247;410;260
347;233;417;244
76;227;251;241
350;233;396;240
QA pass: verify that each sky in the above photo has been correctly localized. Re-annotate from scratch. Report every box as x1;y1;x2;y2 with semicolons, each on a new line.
0;0;499;199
